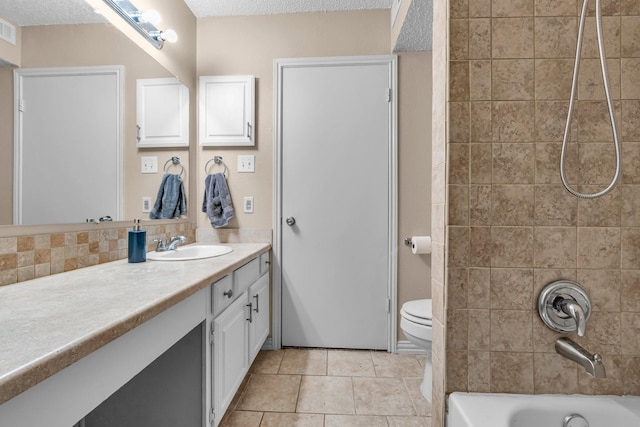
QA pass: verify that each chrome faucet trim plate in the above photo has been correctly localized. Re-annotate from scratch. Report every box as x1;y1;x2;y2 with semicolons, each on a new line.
538;280;591;337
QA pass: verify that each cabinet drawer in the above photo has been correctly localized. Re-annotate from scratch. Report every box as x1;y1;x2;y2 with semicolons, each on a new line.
259;251;270;276
212;274;234;316
234;257;259;296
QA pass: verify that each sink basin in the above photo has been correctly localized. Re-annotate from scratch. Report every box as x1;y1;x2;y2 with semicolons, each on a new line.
147;244;233;261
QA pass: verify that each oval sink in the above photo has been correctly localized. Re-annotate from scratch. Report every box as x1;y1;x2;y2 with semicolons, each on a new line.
147;244;233;261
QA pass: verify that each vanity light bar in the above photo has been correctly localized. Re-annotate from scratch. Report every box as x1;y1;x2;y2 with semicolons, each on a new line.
103;0;176;50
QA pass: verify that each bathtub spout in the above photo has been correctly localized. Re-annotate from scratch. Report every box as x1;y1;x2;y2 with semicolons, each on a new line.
555;338;606;378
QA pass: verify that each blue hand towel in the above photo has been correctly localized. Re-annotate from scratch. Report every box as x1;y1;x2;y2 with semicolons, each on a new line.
150;173;187;219
202;173;234;228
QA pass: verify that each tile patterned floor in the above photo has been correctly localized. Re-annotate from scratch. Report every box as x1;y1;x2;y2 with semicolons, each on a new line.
219;349;432;427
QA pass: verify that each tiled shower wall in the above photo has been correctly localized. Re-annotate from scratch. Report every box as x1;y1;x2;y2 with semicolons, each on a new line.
446;0;640;398
0;222;195;286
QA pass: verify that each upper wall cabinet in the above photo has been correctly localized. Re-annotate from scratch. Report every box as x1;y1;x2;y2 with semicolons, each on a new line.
136;78;189;148
199;75;255;147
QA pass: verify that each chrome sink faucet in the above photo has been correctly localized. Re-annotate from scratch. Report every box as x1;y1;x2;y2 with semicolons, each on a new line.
556;338;606;378
153;235;187;252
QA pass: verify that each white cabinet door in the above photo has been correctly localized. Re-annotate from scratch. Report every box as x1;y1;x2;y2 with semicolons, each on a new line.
199;75;255;146
136;78;189;147
248;274;270;362
213;294;249;424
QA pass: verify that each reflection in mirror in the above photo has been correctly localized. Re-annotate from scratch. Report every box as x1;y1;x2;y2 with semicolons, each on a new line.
0;2;190;226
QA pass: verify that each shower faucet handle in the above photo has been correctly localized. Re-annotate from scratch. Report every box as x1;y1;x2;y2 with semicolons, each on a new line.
538;280;592;337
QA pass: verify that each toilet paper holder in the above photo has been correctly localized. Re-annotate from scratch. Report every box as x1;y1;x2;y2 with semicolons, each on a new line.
403;237;413;246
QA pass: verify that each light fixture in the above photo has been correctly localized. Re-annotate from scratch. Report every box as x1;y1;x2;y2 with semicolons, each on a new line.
103;0;177;50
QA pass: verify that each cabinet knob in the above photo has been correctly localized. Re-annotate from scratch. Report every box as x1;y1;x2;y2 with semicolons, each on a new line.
286;217;296;226
223;289;233;299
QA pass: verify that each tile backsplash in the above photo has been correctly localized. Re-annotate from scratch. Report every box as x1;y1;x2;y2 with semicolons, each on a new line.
0;222;195;286
446;0;640;398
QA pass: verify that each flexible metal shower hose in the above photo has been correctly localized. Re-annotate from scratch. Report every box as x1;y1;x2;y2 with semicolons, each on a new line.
560;0;622;199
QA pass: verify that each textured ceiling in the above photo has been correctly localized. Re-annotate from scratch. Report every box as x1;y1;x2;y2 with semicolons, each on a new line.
0;0;430;51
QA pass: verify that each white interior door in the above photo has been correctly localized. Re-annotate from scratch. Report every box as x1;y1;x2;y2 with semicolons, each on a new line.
14;66;123;225
277;56;397;350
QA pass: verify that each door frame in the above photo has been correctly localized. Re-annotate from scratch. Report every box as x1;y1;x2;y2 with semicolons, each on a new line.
13;65;124;224
272;55;398;351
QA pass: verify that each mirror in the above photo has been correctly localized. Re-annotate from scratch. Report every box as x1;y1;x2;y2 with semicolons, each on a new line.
0;3;192;226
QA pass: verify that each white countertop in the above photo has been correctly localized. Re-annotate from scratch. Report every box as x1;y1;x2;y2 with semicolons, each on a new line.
0;243;270;405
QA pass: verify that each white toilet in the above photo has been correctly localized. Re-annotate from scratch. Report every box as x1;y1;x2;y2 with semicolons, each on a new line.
400;298;432;401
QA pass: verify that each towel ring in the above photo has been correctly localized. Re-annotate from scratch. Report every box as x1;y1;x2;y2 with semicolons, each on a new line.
205;156;228;178
163;156;185;177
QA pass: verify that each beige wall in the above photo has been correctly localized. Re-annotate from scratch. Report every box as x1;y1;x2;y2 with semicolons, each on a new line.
196;11;433;338
0;67;12;224
445;0;640;404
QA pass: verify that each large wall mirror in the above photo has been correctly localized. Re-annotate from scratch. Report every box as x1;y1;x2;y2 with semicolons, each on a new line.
0;1;193;227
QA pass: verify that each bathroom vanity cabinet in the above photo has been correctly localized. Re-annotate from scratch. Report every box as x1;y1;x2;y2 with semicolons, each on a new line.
0;243;270;427
209;252;270;425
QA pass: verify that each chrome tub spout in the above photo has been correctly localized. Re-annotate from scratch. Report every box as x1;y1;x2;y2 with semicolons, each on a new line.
555;337;606;378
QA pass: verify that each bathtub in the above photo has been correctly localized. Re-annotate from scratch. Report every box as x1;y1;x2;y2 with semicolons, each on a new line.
447;392;640;427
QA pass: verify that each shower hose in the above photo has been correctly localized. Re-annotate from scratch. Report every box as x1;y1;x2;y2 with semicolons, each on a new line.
561;0;622;199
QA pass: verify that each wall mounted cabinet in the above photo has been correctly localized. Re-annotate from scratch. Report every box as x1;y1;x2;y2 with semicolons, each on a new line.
136;78;189;148
199;75;255;146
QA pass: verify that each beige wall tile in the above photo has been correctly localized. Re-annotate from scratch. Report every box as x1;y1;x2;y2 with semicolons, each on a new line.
535;17;577;58
623;357;640;394
577;227;621;269
449;185;469;226
578;354;624;395
450;102;470;143
450;0;469;18
622;16;640;57
622;0;640;15
469;0;491;17
490;268;534;309
621;227;640;269
492;60;535;100
582;0;620;16
622;59;640;99
490;352;534;393
449;144;470;184
469;20;491;59
578;269;622;312
621;100;640;141
448;226;470;267
470;145;492;184
469;60;491;100
535;0;577;16
447;309;469;351
491;227;534;267
470;226;492;267
582;17;621;59
535;101;574;142
490;310;533;351
446;350;469;391
578;143;619;185
469;185;492;225
577;186;621;226
586;311;621;352
535;59;574;99
492;18;534;58
468;309;491;350
533;353;579;394
621;312;640;354
467;351;491;392
492;102;536;142
450;19;469;60
622;143;640;184
492;0;534;17
468;268;491;309
470;102;493;141
578;59;621;100
535;185;578;226
534;227;576;268
448;268;468;309
492;143;536;183
535;143;579;184
450;61;470;101
492;185;535;225
621;270;640;312
578;100;622;142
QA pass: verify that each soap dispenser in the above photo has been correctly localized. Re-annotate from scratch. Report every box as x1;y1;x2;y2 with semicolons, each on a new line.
128;219;146;263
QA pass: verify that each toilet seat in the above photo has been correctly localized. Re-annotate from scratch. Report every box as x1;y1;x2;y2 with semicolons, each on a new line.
400;299;432;326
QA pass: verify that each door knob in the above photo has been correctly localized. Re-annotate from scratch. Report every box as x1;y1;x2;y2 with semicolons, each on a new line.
286;217;296;226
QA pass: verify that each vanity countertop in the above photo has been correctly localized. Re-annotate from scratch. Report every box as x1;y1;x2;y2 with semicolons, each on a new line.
0;243;270;406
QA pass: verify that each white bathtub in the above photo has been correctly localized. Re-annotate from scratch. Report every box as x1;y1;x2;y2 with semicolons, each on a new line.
447;392;640;427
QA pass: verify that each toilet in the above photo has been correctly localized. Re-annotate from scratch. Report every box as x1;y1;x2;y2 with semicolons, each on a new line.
400;298;433;401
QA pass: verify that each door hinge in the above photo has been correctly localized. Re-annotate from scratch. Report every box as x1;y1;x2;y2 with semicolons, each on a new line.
209;320;215;345
209;407;215;424
386;298;391;313
18;99;24;112
387;88;392;102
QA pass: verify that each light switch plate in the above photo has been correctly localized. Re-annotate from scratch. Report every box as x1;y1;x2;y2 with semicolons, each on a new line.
141;156;158;174
243;197;254;213
238;155;255;173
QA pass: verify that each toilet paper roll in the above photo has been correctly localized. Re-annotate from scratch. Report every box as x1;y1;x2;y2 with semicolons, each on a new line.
411;236;432;255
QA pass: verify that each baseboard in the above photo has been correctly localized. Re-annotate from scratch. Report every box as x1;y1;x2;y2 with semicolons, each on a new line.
261;337;274;351
395;340;427;355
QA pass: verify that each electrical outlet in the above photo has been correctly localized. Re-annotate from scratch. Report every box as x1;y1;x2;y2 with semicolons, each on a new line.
141;156;157;174
243;197;254;213
238;155;255;173
142;197;152;213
